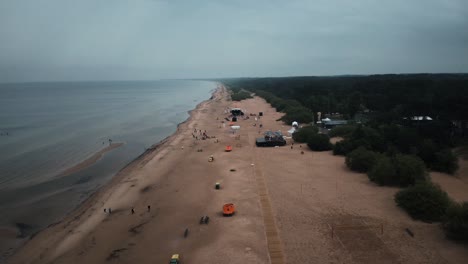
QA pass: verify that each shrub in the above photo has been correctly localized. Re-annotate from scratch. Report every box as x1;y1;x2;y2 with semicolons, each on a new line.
442;202;468;242
393;154;427;186
432;149;459;174
395;182;452;222
292;125;319;143
307;134;332;151
333;139;355;155
345;147;380;173
368;156;397;185
328;125;356;138
231;90;253;101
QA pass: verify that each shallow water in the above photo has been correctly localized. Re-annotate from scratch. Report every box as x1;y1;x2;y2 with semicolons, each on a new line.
0;80;215;236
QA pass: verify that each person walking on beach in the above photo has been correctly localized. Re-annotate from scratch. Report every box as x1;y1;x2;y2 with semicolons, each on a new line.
131;207;135;214
104;208;107;213
147;205;151;212
109;208;112;214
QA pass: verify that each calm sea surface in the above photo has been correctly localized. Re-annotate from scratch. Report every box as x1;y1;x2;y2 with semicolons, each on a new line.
0;80;215;236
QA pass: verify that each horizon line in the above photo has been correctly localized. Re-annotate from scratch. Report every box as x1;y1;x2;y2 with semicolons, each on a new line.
1;72;468;84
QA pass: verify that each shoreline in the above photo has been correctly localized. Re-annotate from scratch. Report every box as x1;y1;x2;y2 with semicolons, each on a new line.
57;142;124;178
4;86;220;262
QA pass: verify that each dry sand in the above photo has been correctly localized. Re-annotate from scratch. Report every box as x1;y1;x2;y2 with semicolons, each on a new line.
7;86;468;264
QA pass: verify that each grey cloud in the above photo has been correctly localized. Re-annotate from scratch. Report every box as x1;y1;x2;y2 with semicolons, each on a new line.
0;0;467;82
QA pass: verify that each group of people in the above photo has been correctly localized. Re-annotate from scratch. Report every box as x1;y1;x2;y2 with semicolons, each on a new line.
192;128;211;140
104;205;151;215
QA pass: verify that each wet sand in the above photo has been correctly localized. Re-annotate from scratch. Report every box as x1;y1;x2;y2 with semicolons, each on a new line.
7;85;468;264
58;143;124;177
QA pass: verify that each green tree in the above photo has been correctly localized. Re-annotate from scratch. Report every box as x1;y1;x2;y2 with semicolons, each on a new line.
347;91;362;118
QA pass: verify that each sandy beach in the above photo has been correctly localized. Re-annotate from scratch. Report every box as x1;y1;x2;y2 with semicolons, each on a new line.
7;85;468;264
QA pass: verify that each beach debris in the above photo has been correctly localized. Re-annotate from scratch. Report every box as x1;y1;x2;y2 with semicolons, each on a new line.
405;228;414;237
197;148;203;152
200;216;210;224
230;169;236;172
208;155;214;162
223;203;235;216
106;248;128;261
129;220;150;234
215;182;221;189
301;151;304;155
184;228;189;238
140;185;152;193
131;208;135;214
169;254;180;264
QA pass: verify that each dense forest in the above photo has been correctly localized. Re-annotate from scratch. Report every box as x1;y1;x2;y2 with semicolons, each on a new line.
222;74;468;242
224;74;468;140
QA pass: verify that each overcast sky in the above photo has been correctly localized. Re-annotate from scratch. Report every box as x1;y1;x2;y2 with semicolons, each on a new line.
0;0;467;82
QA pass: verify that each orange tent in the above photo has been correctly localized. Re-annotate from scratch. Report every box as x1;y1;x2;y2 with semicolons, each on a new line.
225;145;232;152
223;203;235;216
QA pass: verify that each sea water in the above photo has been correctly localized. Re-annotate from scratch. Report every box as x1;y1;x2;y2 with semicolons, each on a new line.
0;80;215;245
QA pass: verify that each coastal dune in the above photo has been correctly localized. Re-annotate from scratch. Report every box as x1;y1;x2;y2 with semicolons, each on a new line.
8;85;468;264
